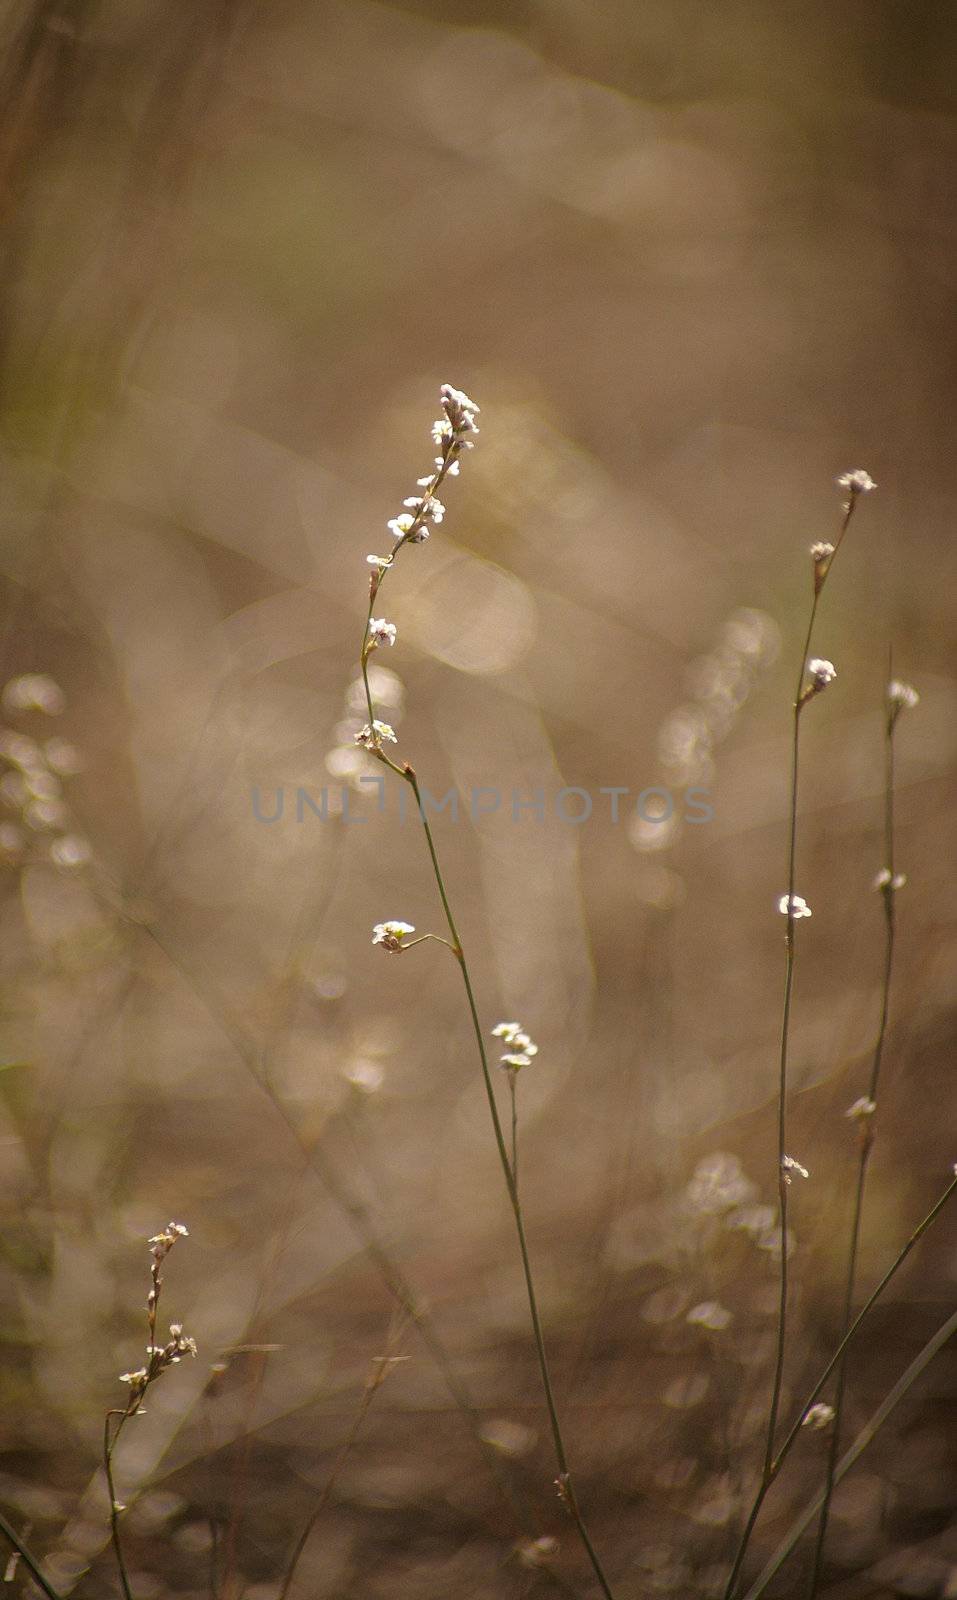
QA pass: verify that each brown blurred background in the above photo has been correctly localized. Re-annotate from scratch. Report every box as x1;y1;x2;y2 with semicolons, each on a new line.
0;1;955;1596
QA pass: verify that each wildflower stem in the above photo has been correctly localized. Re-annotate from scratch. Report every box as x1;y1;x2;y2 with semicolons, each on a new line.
278;1345;403;1600
405;775;614;1594
766;592;818;1477
722;1171;957;1598
0;1511;65;1600
509;1071;519;1188
359;394;616;1599
104;1410;135;1600
726;484;864;1598
805;661;900;1597
742;1305;957;1600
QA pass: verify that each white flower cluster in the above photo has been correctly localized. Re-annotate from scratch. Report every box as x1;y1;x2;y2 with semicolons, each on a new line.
873;868;906;893
846;1096;877;1120
367;618;396;650
887;679;919;720
0;677;90;872
781;1154;810;1183
354;719;397;750
802;1402;835;1430
836;469;876;495
491;1020;538;1071
372;384;480;557
806;657;837;690
778;893;812;919
119;1224;195;1403
327;666;405;789
686;1300;733;1332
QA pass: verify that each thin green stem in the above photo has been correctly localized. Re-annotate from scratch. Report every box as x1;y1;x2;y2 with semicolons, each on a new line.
806;659;898;1597
400;933;458;954
724;485;865;1599
721;1172;957;1599
762;591;816;1497
743;1306;957;1600
0;1510;65;1600
404;774;616;1598
278;1351;401;1600
104;1410;135;1600
358;421;617;1595
509;1071;519;1189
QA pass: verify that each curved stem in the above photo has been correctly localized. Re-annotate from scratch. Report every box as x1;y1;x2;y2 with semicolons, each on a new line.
371;767;615;1594
104;1410;135;1600
725;484;869;1598
722;1172;957;1598
357;402;616;1595
743;1306;957;1600
0;1511;65;1600
806;659;898;1597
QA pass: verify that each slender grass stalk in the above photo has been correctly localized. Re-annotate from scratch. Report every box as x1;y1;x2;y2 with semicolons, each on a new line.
359;387;616;1599
104;1410;136;1600
138;920;544;1546
804;661;917;1596
509;1070;519;1188
722;1169;956;1599
278;1329;408;1600
106;1224;197;1600
743;1305;957;1600
0;1510;65;1600
725;469;873;1599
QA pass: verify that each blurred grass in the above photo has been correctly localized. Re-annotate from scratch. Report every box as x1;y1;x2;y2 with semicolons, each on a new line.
0;1;955;1595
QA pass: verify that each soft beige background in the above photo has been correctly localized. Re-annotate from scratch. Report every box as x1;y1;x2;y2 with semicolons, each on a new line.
0;2;955;1596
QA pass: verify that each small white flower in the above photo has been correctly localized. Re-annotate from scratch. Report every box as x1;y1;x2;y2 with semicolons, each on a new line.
517;1536;559;1569
873;868;906;892
2;674;66;715
887;680;919;712
802;1402;835;1430
367;554;390;569
836;469;876;494
440;383;481;433
807;658;837;689
809;541;835;563
367;618;397;649
387;513;415;539
782;1154;809;1183
778;894;812;919
846;1097;877;1120
43;738;82;775
492;1020;538;1070
50;834;92;869
344;1058;384;1094
686;1301;733;1331
354;721;397;749
372;920;415;952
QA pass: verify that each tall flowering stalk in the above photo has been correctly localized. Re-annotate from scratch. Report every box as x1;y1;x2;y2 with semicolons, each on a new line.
357;387;616;1598
105;1225;197;1600
725;469;876;1598
804;672;919;1595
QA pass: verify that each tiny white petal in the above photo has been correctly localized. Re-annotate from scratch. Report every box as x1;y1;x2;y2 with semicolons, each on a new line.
778;894;812;918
